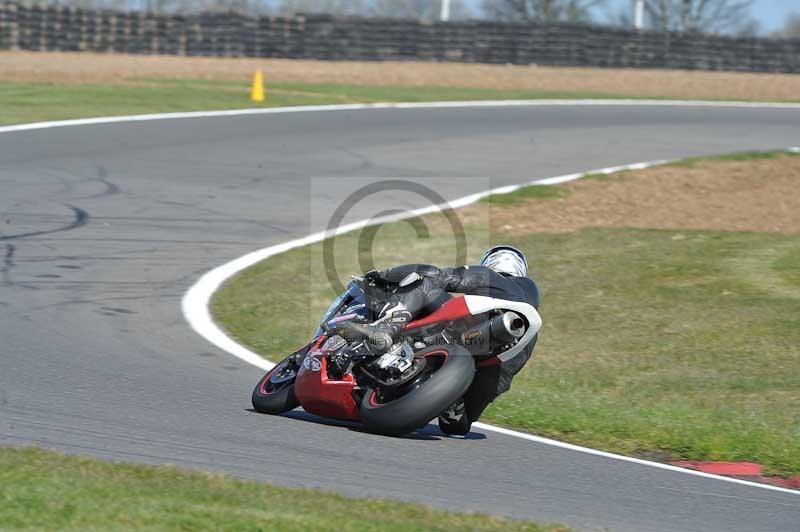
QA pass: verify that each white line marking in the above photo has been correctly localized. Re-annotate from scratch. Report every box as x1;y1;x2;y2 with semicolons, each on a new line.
472;423;800;496
3;98;800;134
182;158;672;373
182;145;800;497
17;98;791;495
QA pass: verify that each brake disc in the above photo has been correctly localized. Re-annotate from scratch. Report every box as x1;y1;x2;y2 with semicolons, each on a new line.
380;356;428;389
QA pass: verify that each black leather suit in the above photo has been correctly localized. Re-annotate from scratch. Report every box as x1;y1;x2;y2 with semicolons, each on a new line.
366;264;541;424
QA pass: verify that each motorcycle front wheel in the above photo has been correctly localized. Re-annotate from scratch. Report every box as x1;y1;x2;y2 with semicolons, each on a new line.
359;344;475;436
251;354;301;415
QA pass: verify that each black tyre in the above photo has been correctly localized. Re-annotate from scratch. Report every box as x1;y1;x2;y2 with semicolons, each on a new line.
252;355;300;415
360;345;475;436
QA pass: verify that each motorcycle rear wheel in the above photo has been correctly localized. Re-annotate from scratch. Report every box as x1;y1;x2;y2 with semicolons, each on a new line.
252;355;300;415
359;344;475;436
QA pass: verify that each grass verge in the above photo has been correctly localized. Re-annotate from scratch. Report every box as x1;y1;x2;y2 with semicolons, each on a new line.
0;446;564;531
212;152;800;477
0;78;625;125
481;185;570;205
5;51;800;103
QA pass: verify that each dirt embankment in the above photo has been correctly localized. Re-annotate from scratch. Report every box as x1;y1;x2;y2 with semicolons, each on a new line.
479;155;800;234
1;51;799;102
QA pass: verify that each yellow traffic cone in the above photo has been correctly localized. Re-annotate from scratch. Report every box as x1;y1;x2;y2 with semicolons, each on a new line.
250;69;265;103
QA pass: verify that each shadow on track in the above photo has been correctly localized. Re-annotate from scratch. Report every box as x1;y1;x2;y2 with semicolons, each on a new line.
246;408;487;441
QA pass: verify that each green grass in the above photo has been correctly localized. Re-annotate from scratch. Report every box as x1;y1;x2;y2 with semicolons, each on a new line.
668;149;800;168
0;447;564;531
0;78;707;125
0;79;337;125
212;154;800;477
577;150;800;183
481;185;570;205
6;77;797;126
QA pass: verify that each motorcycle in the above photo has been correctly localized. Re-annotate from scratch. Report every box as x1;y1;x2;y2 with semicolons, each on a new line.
252;273;540;436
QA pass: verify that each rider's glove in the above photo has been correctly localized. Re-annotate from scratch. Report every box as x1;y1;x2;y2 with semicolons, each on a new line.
364;269;390;286
377;300;412;325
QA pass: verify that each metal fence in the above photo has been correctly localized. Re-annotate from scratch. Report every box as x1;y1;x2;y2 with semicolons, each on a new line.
2;1;798;72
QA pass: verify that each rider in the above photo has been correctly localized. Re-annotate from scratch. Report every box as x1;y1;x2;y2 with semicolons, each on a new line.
362;245;541;436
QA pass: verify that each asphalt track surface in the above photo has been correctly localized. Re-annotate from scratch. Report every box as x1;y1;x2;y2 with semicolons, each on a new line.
2;105;799;531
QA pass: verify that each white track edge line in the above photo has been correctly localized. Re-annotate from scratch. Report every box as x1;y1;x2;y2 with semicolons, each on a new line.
4;98;800;133
471;421;800;494
182;146;800;497
181;158;674;372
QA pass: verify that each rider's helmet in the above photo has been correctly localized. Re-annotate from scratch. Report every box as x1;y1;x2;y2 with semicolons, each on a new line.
480;245;528;277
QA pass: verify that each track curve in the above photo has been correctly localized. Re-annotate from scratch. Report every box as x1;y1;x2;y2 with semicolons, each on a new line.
2;103;799;531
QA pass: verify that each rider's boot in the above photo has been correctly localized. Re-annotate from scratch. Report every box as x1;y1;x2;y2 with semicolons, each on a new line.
376;300;413;325
438;398;471;436
356;301;412;353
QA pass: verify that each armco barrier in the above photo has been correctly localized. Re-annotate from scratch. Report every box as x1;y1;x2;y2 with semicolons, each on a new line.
1;1;799;73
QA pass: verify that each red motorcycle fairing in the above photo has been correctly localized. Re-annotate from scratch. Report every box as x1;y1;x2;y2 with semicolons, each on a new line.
405;295;502;368
403;295;470;330
294;340;360;421
294;295;479;421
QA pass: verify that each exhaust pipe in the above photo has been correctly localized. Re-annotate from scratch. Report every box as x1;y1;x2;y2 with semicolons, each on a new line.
461;311;525;357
